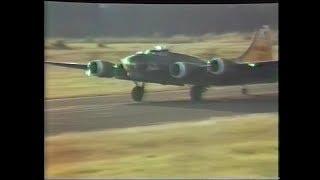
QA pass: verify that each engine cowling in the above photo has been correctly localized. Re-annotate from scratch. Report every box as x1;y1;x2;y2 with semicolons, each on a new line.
85;60;115;77
169;62;196;79
207;58;225;75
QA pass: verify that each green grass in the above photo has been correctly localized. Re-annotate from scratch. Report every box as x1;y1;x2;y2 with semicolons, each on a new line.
45;113;278;178
45;66;183;99
45;32;278;99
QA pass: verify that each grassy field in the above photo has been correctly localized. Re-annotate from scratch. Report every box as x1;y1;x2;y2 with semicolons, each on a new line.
45;32;278;99
45;113;278;178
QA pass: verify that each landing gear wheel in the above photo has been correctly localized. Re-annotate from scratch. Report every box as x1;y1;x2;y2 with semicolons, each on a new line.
131;86;144;102
190;86;206;103
241;87;248;95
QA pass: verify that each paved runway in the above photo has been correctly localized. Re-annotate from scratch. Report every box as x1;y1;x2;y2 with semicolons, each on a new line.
45;83;278;136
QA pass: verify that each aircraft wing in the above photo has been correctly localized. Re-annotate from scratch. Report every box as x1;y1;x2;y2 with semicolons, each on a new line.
236;59;278;65
45;61;87;70
46;60;121;78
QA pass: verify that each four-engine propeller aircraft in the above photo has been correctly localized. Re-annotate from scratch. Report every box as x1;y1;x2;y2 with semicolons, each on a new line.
46;25;278;102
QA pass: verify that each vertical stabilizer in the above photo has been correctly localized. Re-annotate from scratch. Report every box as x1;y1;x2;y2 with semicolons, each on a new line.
238;25;275;63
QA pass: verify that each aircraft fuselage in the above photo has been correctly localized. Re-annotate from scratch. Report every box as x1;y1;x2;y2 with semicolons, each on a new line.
117;51;278;86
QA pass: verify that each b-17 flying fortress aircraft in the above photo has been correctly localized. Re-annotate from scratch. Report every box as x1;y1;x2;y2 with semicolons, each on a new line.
46;25;278;102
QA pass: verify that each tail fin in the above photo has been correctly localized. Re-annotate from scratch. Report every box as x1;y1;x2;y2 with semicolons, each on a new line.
237;25;275;63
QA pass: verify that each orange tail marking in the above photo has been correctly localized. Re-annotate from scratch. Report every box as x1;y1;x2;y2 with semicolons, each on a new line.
238;25;274;63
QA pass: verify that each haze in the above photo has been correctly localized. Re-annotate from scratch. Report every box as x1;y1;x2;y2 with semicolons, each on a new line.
45;2;278;38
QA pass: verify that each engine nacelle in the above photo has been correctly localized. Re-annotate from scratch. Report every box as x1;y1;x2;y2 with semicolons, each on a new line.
169;62;196;79
207;58;225;75
85;60;115;77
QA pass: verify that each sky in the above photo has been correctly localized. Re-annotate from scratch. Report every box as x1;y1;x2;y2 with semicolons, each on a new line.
45;2;278;38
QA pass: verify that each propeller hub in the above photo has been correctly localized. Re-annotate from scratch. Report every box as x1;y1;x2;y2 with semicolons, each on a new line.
87;61;98;74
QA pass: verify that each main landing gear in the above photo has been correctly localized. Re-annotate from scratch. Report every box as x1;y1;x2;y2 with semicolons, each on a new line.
131;82;145;102
131;83;250;102
190;85;207;102
241;85;248;95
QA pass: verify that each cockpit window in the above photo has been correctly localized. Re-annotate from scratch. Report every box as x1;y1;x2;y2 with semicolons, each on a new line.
144;46;169;56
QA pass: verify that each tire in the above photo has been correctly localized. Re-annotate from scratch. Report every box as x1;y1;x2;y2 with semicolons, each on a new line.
131;86;144;102
241;88;248;95
190;86;204;102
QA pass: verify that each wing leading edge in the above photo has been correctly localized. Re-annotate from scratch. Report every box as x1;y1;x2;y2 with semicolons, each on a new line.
45;61;87;70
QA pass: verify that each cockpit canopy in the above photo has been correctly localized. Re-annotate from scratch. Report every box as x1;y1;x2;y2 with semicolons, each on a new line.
153;45;169;51
136;45;170;56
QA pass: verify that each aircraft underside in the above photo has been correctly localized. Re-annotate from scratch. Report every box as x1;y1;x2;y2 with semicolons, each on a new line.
122;61;278;102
